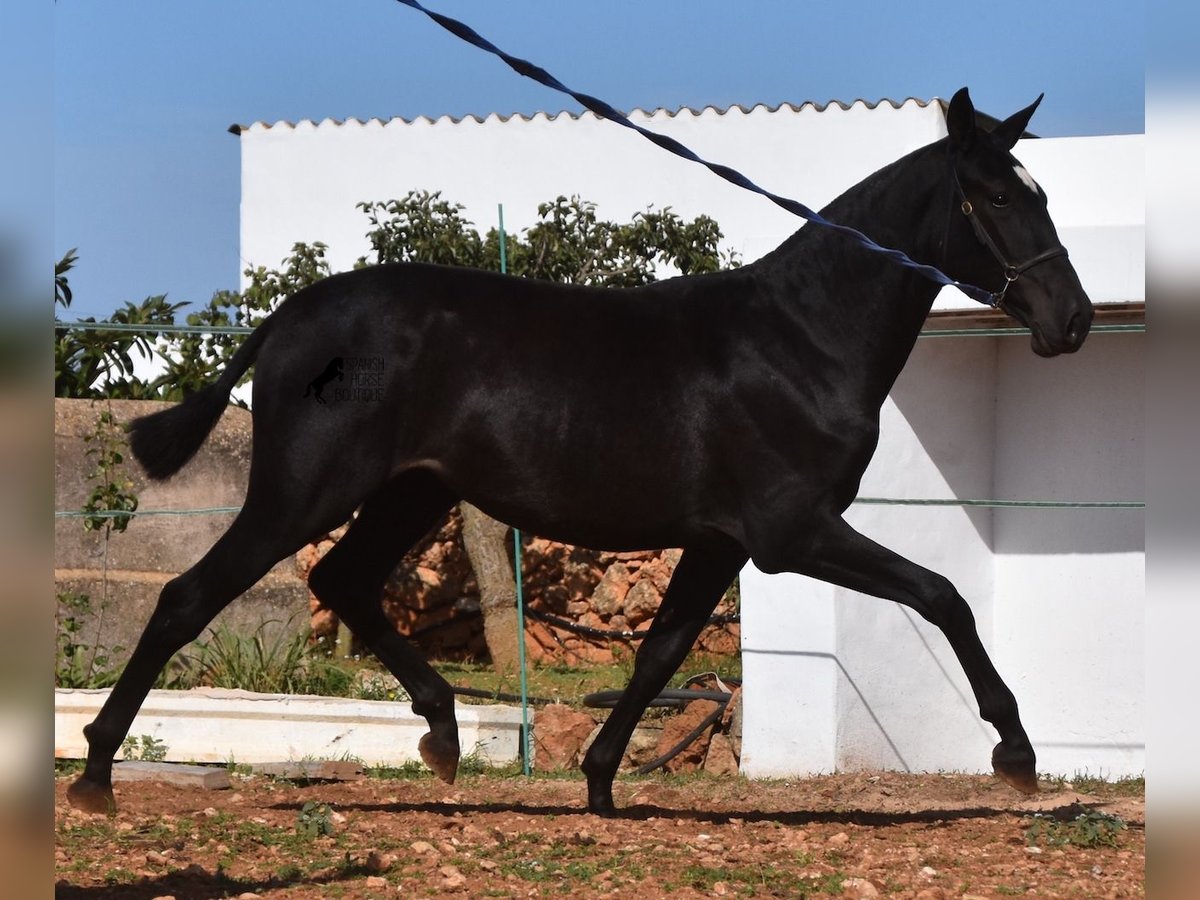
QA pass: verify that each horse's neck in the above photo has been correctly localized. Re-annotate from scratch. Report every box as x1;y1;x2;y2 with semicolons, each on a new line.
753;145;949;399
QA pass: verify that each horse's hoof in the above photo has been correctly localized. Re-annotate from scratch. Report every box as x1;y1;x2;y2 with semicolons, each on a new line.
66;777;116;815
586;781;617;817
418;732;459;784
992;743;1039;795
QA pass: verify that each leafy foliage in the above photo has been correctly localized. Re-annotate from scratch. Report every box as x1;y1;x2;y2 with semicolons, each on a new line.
359;190;735;285
81;405;139;534
55;193;735;401
119;734;168;762
55;591;124;689
1025;811;1127;848
295;801;335;839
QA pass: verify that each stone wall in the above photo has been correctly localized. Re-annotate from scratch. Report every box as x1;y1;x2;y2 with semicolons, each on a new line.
54;398;310;668
299;515;741;666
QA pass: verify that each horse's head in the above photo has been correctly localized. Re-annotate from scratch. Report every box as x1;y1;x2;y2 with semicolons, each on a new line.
944;87;1093;357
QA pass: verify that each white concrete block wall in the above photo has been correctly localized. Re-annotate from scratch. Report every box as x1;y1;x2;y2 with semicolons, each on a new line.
991;332;1145;778
740;332;1144;780
742;337;1004;778
833;336;1000;774
740;568;838;777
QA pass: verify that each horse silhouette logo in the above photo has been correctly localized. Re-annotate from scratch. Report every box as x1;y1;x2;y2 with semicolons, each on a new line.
303;357;344;403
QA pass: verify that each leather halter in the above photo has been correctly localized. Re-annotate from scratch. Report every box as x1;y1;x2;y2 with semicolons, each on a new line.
949;166;1069;310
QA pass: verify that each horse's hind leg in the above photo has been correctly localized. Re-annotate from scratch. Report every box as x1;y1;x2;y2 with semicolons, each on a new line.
66;499;343;814
792;516;1038;793
306;470;462;783
580;537;748;815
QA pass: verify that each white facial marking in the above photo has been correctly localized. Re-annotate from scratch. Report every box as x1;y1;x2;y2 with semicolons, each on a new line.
1013;164;1040;195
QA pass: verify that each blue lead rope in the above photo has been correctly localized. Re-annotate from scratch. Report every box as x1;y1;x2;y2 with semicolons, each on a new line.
392;0;995;306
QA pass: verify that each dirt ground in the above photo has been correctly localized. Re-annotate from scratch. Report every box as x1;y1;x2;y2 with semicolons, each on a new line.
54;769;1144;899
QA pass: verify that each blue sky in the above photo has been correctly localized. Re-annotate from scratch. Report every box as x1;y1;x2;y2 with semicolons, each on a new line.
50;0;1143;320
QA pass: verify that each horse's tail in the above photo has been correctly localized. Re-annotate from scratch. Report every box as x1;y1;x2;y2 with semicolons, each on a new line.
129;319;272;480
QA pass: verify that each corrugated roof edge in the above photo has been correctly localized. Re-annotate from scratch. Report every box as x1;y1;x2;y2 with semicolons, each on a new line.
227;97;938;136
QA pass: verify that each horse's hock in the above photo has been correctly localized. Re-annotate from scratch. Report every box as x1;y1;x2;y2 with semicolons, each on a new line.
54;398;310;666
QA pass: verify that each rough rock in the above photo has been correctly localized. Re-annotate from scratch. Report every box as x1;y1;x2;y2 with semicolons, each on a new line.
657;699;721;773
533;704;598;770
703;731;740;777
589;562;632;616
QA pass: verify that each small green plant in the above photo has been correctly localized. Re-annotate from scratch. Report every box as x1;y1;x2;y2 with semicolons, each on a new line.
1025;811;1127;848
457;741;493;777
55;590;123;688
55;403;141;690
120;734;168;762
81;405;139;534
351;669;409;702
190;620;314;694
364;761;424;780
295;801;335;838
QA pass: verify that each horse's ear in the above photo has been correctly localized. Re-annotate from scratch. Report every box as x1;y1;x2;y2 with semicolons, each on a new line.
991;93;1044;150
946;87;976;153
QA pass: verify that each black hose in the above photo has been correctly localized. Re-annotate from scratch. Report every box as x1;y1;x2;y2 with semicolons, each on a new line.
525;605;739;641
582;687;733;710
632;701;728;775
584;679;740;773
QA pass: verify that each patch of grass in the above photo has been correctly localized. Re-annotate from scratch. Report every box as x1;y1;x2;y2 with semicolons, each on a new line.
101;867;137;885
54;758;85;777
815;871;848;894
666;862;844;897
1026;811;1127;849
1039;771;1145;796
275;862;304;881
364;760;429;780
436;659;628;705
1074;773;1145;796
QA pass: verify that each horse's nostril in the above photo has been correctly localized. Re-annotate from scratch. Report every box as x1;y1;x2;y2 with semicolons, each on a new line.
1065;312;1084;345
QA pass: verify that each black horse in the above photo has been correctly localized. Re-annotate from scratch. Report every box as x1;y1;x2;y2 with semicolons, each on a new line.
68;88;1092;816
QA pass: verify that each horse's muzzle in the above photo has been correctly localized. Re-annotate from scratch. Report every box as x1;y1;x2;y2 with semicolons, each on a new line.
1031;304;1093;357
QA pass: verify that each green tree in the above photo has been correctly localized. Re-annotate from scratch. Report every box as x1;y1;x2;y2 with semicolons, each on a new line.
55;249;187;399
54;243;330;402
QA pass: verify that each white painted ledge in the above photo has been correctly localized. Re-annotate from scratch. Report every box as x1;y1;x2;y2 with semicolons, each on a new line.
55;688;525;768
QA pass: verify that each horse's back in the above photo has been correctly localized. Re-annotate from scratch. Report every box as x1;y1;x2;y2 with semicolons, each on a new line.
244;263;761;546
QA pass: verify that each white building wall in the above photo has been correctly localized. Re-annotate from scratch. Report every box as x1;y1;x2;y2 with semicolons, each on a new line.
742;336;1003;778
237;100;946;291
991;332;1145;778
741;332;1144;780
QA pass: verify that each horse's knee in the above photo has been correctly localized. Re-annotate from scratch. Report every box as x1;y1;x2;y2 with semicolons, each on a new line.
147;575;213;647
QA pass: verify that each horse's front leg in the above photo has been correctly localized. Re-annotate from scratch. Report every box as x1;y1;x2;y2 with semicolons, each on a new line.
580;537;748;815
781;515;1038;793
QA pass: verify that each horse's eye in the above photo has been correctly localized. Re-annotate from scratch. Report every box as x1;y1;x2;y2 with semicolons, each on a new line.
990;192;1010;209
